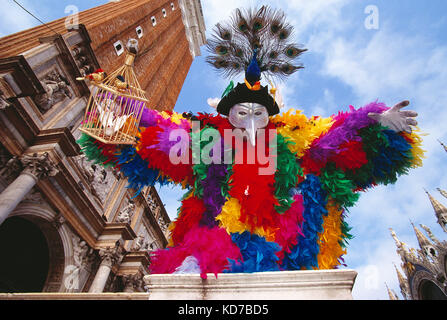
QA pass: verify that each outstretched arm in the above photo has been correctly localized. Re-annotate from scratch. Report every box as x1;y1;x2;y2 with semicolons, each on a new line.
271;101;423;270
299;100;423;208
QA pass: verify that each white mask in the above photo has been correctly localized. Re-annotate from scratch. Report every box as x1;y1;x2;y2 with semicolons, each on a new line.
228;103;269;146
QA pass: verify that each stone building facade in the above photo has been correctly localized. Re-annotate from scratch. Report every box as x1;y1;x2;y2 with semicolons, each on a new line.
387;146;447;300
0;0;205;293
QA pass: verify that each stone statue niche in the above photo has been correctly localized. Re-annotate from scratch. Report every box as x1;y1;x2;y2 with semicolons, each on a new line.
35;70;73;113
116;200;136;224
75;154;116;205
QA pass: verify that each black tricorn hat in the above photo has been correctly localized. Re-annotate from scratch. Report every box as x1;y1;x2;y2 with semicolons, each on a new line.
216;82;280;116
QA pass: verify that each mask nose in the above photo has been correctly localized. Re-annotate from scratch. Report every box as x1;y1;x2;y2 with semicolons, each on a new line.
248;116;257;146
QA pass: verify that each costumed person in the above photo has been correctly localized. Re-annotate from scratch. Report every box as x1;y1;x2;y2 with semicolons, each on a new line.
77;6;424;278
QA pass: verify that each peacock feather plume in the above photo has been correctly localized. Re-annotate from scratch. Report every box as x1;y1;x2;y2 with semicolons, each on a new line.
206;6;307;82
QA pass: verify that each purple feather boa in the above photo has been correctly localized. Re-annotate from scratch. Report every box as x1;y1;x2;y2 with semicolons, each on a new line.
200;163;228;227
309;101;389;162
150;122;190;155
140;109;160;127
200;139;229;227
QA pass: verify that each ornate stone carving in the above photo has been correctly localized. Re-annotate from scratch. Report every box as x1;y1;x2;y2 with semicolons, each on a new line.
158;215;169;233
1;152;58;182
79;65;93;77
420;224;441;245
122;272;144;292
147;192;157;212
72;46;93;77
145;240;157;251
153;206;161;219
35;70;73;112
131;233;145;251
75;155;115;204
92;166;114;204
146;189;168;232
0;156;21;183
63;235;96;291
132;230;157;252
75;155;94;183
72;235;96;269
21;152;59;180
391;222;447;299
98;242;124;268
51;213;66;229
0;90;11;110
116;200;135;224
71;46;83;57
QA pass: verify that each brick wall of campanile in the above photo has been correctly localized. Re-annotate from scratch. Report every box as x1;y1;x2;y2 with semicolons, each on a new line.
0;0;195;112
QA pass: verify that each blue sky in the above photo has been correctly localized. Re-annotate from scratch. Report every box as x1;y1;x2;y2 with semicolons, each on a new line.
2;0;447;300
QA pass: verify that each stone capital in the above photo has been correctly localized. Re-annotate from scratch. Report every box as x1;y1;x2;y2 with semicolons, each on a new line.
98;243;124;268
21;152;59;180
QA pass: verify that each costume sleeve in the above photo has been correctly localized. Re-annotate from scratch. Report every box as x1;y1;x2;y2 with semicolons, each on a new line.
299;101;424;210
272;103;423;269
77;109;194;195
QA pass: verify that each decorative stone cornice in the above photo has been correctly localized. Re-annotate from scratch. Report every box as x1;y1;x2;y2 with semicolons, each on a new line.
95;223;136;249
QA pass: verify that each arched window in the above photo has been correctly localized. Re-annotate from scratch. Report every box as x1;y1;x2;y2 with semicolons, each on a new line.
419;280;447;300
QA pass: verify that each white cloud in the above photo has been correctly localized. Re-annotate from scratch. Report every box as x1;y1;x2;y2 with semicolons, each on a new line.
349;242;403;300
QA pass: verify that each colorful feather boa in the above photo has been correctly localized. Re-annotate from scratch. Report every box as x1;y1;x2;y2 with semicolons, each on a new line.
77;102;424;275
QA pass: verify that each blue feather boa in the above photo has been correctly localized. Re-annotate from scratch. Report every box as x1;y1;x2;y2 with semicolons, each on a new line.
116;146;169;197
371;130;412;184
226;231;281;273
281;174;328;270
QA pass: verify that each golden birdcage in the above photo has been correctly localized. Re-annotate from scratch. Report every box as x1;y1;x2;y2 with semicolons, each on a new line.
79;42;148;145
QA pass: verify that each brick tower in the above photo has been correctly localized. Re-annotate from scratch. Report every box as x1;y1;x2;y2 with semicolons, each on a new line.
0;0;206;110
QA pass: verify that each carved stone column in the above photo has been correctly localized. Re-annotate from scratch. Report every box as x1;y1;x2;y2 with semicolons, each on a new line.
0;152;58;225
88;243;124;293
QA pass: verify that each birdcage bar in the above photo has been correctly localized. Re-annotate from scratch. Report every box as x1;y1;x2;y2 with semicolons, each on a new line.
79;45;149;145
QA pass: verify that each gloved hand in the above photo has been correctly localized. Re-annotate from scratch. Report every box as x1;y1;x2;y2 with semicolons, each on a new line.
368;100;418;133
